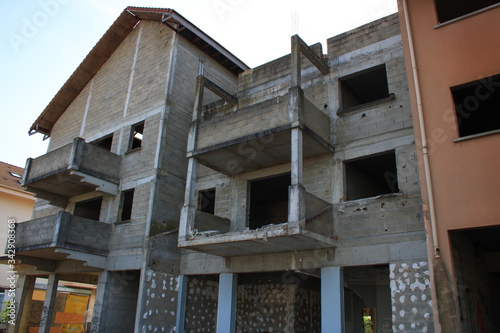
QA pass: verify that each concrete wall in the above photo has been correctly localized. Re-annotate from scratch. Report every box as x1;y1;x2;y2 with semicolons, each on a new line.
97;270;140;333
236;272;321;333
139;269;179;333
184;275;219;332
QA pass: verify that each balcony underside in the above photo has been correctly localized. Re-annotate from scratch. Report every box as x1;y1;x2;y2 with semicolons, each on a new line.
179;225;336;257
193;127;333;175
26;169;111;198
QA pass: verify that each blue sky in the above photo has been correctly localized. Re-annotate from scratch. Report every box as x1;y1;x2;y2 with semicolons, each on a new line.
0;0;397;167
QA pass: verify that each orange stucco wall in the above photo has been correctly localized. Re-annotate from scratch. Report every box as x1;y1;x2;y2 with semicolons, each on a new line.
398;0;500;267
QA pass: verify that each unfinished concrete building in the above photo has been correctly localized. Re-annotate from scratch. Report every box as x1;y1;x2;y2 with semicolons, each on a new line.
10;7;433;333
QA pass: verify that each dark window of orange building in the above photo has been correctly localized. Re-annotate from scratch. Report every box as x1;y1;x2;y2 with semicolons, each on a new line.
452;74;500;138
434;0;500;23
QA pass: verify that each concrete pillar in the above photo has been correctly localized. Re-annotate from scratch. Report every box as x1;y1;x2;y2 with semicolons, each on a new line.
175;275;189;333
179;157;198;241
321;267;345;333
288;128;305;229
7;274;35;333
291;35;302;88
90;271;109;333
216;273;237;333
38;273;59;333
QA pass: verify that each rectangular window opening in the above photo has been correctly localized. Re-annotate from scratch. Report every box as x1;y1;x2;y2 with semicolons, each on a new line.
248;173;290;230
434;0;500;24
129;121;144;151
340;64;390;111
119;189;135;222
74;197;103;221
345;151;399;201
452;74;500;138
198;188;216;214
92;134;113;151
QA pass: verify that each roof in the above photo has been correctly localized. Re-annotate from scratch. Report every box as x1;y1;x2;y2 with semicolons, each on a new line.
0;161;26;192
30;7;249;137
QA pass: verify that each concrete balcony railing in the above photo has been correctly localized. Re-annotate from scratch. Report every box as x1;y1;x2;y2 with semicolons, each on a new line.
192;87;333;175
13;212;111;263
23;137;121;207
180;188;334;257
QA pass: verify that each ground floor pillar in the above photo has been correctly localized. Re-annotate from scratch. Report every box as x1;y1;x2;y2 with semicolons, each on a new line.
216;273;237;333
321;266;345;333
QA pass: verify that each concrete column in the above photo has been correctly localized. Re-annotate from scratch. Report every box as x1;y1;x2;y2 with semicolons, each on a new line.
175;275;189;333
216;273;237;333
7;274;35;333
291;35;302;88
179;157;198;241
90;271;109;333
289;128;305;229
38;273;59;333
321;267;345;333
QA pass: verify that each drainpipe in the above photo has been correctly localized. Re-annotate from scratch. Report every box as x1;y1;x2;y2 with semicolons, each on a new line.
402;0;440;258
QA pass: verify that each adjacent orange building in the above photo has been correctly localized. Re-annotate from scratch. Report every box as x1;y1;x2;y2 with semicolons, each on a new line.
397;1;500;332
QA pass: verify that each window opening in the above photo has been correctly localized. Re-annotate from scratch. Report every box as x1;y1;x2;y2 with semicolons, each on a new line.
74;197;103;221
119;189;135;221
129;122;144;151
345;151;398;201
198;188;216;214
340;64;390;110
434;0;500;23
92;134;113;151
452;74;500;138
248;173;290;229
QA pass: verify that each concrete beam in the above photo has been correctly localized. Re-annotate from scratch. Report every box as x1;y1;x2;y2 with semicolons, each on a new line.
26;187;68;208
216;273;237;333
70;170;119;195
202;76;238;106
321;267;344;333
292;34;329;75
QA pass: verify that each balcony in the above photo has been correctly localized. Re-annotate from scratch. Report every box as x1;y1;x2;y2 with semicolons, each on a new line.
23;137;121;207
179;187;335;257
192;87;333;175
13;212;111;268
179;35;335;257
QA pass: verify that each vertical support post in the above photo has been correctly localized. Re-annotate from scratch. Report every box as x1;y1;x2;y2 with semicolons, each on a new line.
288;128;305;230
7;275;35;333
179;157;198;242
175;275;189;333
186;75;204;154
291;35;302;88
290;128;303;186
216;273;237;333
180;75;204;243
38;273;59;333
90;271;109;333
321;267;345;333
